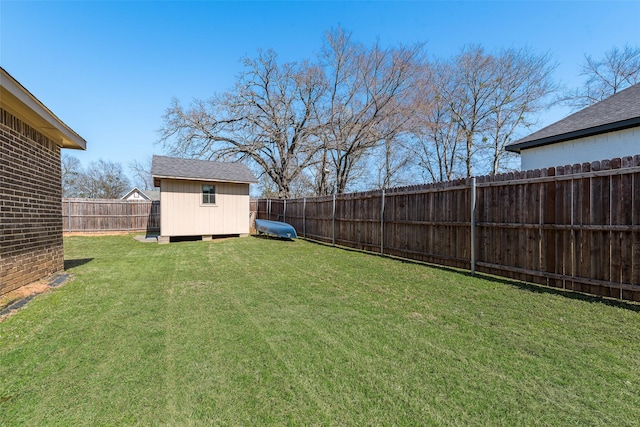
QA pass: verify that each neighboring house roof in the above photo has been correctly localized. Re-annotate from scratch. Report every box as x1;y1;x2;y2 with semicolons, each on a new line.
121;187;160;201
506;83;640;153
151;155;258;187
0;67;86;150
144;190;160;200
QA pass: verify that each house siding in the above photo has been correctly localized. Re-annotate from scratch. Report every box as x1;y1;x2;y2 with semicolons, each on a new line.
0;108;64;295
160;179;250;237
521;126;640;170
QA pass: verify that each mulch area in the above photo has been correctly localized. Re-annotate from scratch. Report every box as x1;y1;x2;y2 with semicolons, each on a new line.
0;273;70;322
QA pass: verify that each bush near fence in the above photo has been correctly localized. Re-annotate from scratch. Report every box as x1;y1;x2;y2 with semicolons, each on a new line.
257;156;640;302
62;198;160;234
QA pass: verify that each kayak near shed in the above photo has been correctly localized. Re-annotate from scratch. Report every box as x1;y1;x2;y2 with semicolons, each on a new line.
255;219;298;239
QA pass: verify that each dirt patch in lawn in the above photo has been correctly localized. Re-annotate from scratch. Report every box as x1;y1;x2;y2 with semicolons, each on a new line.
0;274;70;322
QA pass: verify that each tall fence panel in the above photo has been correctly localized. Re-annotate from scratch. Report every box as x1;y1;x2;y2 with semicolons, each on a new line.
62;198;160;233
256;155;640;302
304;196;334;244
384;182;471;269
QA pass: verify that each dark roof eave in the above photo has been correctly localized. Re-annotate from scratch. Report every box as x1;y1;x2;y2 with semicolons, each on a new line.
152;174;258;185
506;117;640;153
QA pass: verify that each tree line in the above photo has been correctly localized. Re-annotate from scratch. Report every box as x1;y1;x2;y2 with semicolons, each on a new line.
61;156;154;198
64;30;640;199
158;28;639;199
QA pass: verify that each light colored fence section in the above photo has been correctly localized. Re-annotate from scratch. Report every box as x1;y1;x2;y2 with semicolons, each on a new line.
257;156;640;302
62;198;160;233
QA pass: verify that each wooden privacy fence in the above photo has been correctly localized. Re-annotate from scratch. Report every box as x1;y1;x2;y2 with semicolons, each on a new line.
257;156;640;302
62;198;160;233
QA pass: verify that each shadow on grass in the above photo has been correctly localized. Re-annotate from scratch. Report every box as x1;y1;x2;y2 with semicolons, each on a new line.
251;234;297;242
300;237;640;312
476;275;640;312
64;258;94;270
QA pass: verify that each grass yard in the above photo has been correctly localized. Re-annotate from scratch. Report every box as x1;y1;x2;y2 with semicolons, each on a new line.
1;235;640;425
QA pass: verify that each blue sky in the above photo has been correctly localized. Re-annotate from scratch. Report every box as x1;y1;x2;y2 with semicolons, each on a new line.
2;0;639;181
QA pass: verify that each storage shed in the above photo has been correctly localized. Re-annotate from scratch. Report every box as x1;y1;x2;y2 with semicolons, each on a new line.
151;155;258;243
1;67;86;295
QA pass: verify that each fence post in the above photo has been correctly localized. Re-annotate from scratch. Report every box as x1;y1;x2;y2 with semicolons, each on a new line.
381;189;385;255
68;199;72;233
332;193;336;246
470;177;476;275
283;199;287;223
268;199;271;220
126;200;130;232
570;178;575;293
303;197;306;239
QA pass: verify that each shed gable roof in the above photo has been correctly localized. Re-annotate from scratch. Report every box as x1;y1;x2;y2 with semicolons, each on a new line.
506;83;640;153
151;155;258;186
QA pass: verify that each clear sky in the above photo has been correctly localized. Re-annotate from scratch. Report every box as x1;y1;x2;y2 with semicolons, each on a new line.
2;0;639;181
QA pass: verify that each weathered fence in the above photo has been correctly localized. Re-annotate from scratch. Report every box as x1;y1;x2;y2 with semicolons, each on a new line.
62;198;160;233
257;156;640;302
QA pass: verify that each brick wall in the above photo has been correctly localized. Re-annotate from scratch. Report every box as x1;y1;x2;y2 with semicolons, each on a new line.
0;108;64;295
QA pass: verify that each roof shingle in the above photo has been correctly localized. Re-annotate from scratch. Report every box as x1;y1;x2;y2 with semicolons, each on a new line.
151;155;258;185
506;83;640;153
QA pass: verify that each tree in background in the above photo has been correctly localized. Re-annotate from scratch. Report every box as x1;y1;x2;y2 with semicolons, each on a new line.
160;28;424;198
411;60;463;182
158;28;559;196
410;46;556;180
62;157;131;198
449;46;497;178
160;50;325;199
78;159;131;199
484;47;557;174
61;153;82;197
314;27;424;194
373;133;414;190
568;44;640;108
129;157;154;190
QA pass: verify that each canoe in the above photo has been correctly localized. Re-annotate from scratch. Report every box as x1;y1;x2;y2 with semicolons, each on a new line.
255;219;298;239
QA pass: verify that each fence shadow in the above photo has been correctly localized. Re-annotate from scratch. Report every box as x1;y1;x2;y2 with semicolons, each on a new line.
489;277;640;312
252;234;297;242
301;238;640;312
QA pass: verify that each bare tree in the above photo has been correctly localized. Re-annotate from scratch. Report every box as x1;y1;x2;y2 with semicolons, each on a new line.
129;157;154;190
160;50;324;198
61;153;82;197
447;46;500;178
412;46;557;179
569;44;640;108
410;61;464;182
76;159;131;198
315;27;424;193
485;47;557;174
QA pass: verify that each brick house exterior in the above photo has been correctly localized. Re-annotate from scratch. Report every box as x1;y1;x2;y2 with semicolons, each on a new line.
1;68;86;295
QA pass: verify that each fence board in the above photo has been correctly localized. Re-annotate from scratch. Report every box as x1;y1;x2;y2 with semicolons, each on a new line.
62;198;159;233
257;156;640;302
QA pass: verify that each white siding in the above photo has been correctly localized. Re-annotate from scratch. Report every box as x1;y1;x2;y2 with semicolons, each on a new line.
521;127;640;170
123;191;147;201
160;179;250;237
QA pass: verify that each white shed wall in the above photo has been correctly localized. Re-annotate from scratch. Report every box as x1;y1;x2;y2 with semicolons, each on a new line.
520;127;640;170
160;179;250;237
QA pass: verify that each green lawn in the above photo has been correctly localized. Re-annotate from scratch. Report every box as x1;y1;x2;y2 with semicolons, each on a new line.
1;235;639;425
